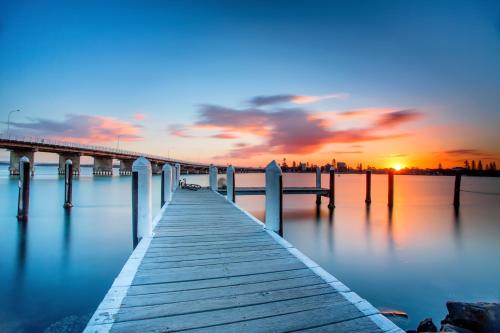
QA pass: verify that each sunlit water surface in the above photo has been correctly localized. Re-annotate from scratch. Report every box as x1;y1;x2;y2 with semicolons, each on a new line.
1;165;499;332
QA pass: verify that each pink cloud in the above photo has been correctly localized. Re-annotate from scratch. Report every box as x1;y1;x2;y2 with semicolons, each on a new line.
132;113;146;121
190;104;421;158
8;114;142;144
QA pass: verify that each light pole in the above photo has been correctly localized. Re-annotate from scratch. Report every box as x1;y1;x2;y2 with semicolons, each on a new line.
116;135;121;149
7;109;20;134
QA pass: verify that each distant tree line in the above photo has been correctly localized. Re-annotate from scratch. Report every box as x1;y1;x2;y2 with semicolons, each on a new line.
277;157;499;177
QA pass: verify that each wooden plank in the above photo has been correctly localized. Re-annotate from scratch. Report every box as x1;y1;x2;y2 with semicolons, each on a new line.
121;275;327;307
127;269;317;296
110;293;357;332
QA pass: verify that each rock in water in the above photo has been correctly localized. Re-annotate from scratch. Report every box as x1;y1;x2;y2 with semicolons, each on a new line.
440;324;475;333
445;301;500;333
417;318;437;332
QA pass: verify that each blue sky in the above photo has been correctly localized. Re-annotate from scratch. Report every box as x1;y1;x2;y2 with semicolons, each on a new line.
1;0;499;167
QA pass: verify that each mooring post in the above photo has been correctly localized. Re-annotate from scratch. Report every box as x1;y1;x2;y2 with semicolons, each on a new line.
315;166;322;205
453;172;462;208
161;164;173;207
132;157;152;240
365;170;372;204
63;159;73;208
17;156;31;221
388;169;394;208
209;164;218;191
265;160;283;237
227;165;235;202
328;167;335;209
175;163;181;188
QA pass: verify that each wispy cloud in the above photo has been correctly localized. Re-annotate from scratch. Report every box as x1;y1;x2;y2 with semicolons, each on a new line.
443;149;494;158
375;109;422;128
248;93;348;107
8;114;142;143
168;124;194;138
132;113;146;121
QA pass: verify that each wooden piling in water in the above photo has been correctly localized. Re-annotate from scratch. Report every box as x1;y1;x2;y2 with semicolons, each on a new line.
209;164;218;191
132;171;138;247
63;159;73;208
328;167;335;209
17;156;30;221
388;169;394;208
315;166;322;205
265;160;283;237
227;165;235;203
453;173;462;208
365;170;372;204
161;164;172;207
132;157;152;240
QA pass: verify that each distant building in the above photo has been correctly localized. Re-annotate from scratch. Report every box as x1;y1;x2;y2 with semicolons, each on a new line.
299;163;306;172
336;162;348;172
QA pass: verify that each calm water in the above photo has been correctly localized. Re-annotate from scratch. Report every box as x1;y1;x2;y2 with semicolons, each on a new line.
1;165;499;332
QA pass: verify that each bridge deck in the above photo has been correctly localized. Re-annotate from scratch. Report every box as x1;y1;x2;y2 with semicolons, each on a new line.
85;189;401;333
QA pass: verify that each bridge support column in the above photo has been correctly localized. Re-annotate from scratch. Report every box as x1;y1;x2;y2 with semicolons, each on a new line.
58;154;80;175
119;159;133;175
151;162;163;175
9;150;35;176
93;157;113;176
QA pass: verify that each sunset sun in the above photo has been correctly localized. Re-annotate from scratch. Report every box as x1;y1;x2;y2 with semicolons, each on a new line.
394;163;403;171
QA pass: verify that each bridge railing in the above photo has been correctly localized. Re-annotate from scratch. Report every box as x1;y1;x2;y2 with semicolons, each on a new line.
0;133;202;166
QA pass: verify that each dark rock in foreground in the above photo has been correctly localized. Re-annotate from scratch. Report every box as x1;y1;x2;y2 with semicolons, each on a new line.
441;323;475;333
442;301;500;333
417;318;437;332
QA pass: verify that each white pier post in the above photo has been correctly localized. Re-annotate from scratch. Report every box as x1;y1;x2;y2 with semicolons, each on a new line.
132;157;152;242
162;164;173;207
227;165;235;202
174;163;180;189
265;160;283;236
209;164;218;191
63;159;73;208
316;166;322;205
17;156;31;221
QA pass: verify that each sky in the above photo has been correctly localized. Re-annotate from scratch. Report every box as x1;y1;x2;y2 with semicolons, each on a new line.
0;0;499;168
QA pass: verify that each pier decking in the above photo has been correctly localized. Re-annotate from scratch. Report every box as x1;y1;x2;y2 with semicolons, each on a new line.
85;189;402;333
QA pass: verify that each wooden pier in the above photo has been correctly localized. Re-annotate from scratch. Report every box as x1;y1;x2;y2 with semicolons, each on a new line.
84;187;402;333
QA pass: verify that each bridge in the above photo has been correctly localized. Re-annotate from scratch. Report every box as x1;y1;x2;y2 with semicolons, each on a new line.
0;134;261;176
83;159;402;333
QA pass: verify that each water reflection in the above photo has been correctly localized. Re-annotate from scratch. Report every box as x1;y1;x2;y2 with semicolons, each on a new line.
62;210;71;266
16;220;28;278
387;206;395;254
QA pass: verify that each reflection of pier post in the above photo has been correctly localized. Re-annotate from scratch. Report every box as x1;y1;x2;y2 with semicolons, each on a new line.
16;220;28;278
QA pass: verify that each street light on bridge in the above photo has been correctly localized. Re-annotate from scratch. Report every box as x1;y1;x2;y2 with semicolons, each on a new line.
7;109;20;134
